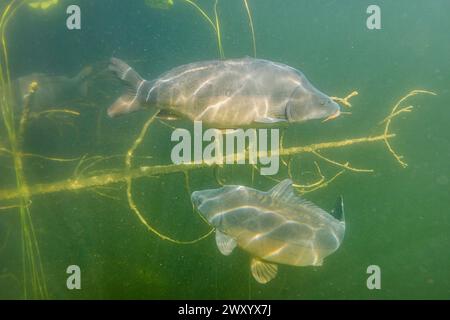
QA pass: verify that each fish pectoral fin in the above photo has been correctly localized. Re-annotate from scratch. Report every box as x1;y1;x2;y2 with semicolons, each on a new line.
314;259;323;267
215;230;237;256
254;117;286;124
250;258;278;284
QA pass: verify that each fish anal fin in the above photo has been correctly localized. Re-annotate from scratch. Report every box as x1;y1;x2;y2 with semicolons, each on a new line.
313;258;323;266
250;258;278;284
157;109;180;121
215;230;237;256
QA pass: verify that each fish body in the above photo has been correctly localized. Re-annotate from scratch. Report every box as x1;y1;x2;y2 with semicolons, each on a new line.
13;66;92;111
108;58;340;127
191;179;345;283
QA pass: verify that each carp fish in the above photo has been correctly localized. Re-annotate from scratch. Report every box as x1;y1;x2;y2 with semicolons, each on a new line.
13;66;92;111
191;179;345;284
107;57;341;127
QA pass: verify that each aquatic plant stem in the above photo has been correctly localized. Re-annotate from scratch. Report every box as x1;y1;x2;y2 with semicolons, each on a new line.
181;0;216;31
124;110;214;244
243;0;256;57
213;0;224;58
0;0;48;299
180;0;224;58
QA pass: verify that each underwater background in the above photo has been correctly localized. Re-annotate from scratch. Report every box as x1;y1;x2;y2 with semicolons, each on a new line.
0;0;449;299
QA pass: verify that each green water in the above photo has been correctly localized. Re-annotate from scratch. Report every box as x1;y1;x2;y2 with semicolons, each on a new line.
0;0;449;299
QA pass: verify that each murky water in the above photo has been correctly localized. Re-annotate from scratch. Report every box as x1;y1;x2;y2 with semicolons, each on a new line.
0;0;449;299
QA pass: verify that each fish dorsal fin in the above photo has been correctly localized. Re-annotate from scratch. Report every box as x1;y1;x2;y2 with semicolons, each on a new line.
215;230;237;256
269;179;330;214
330;195;345;222
250;258;278;284
269;179;296;202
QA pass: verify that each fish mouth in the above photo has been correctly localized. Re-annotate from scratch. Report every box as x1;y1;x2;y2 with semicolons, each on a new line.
322;109;341;122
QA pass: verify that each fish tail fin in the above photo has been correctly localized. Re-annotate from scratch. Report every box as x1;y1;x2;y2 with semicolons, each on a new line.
107;58;149;118
331;195;345;222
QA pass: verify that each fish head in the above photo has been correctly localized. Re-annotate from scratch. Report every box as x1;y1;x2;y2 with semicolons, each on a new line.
286;85;341;122
191;185;249;226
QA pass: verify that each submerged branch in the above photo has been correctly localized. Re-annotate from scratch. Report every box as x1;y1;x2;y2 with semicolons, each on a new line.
0;133;392;201
381;89;437;168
